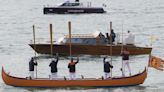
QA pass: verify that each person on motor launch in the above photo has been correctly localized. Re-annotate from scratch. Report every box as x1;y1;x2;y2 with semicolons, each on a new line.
49;54;59;80
68;57;79;80
110;29;116;43
29;57;38;79
106;29;116;44
121;48;131;76
125;30;135;45
103;57;113;79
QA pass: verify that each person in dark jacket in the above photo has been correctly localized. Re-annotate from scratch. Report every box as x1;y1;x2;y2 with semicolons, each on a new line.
68;57;79;80
29;57;38;79
121;48;131;76
49;55;59;80
103;57;113;79
110;29;116;43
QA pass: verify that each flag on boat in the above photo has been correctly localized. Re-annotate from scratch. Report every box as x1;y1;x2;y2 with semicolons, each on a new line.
148;55;164;71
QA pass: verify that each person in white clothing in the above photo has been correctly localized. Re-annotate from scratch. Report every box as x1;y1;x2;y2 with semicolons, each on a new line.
121;48;131;76
125;30;135;45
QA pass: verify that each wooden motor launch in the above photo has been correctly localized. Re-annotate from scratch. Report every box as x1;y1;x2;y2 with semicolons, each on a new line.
1;67;147;87
29;22;152;56
29;43;152;56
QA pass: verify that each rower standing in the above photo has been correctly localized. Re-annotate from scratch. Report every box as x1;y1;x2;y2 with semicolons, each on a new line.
29;57;38;79
68;57;79;80
103;57;113;79
49;54;59;80
121;48;131;76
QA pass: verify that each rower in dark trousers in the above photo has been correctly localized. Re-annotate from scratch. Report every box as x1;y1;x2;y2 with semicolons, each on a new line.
103;57;113;79
68;57;79;80
49;54;59;80
29;57;38;79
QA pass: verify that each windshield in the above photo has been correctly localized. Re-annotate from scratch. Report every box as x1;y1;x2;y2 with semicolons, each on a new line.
61;2;80;6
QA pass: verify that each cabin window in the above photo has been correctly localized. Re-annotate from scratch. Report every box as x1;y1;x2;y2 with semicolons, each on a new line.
61;3;80;6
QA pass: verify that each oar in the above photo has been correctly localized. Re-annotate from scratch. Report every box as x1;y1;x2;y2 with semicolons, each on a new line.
121;22;124;76
32;25;37;78
109;22;113;77
68;21;72;57
33;25;37;56
49;24;53;57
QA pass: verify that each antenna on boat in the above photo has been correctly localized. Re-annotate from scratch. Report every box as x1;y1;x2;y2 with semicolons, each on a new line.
68;21;72;57
110;22;113;77
32;25;37;78
49;24;54;57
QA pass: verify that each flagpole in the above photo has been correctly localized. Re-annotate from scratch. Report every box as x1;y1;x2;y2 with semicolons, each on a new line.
110;22;113;77
68;21;72;57
32;25;37;78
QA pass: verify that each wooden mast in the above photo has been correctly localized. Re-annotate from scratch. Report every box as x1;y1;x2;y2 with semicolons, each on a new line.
49;24;53;56
68;21;72;57
110;22;113;77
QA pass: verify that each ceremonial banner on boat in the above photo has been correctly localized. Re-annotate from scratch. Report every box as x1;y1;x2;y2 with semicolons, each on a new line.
149;55;164;71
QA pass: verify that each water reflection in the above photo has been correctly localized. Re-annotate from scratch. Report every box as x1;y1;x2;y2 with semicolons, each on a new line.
1;82;164;92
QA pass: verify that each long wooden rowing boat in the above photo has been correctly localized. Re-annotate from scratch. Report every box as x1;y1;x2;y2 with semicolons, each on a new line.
29;44;152;56
2;67;147;87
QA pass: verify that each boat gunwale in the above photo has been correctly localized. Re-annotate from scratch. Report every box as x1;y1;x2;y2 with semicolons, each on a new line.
29;43;152;49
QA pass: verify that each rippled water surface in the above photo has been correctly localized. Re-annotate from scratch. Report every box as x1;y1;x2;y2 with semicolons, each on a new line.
0;0;164;92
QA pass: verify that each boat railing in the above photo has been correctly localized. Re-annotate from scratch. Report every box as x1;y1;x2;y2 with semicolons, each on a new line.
64;34;95;38
87;2;92;7
29;32;150;47
30;38;57;44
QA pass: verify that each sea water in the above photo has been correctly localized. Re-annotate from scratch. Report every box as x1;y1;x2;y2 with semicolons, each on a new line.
0;0;164;92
